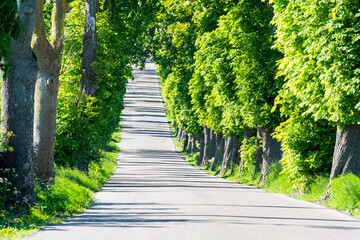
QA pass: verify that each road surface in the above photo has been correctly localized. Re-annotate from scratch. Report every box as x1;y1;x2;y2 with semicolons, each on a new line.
24;60;360;240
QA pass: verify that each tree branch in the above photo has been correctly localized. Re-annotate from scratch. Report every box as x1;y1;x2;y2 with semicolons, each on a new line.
32;0;53;69
51;0;69;54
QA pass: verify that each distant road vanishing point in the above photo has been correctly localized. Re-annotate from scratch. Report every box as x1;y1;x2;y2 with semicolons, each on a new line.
24;60;360;240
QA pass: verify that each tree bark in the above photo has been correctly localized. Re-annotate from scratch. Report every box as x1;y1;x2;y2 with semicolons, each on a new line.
259;126;282;184
76;0;98;171
177;128;182;141
32;0;69;181
186;134;192;152
197;133;205;165
211;132;225;171
200;125;210;167
209;128;216;158
231;135;240;175
238;126;253;176
254;126;264;176
178;129;184;143
182;132;188;152
175;127;180;139
0;0;38;205
220;136;235;175
330;124;360;180
80;0;98;97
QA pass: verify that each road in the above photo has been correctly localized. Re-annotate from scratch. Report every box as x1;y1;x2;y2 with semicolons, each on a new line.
24;60;360;240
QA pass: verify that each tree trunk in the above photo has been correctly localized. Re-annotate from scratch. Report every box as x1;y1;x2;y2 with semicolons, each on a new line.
197;133;205;165
238;126;253;176
211;132;225;171
80;0;98;97
32;0;69;181
220;137;235;175
186;134;193;152
175;127;180;139
233;135;240;164
179;129;184;142
192;134;200;153
254;126;264;175
330;124;360;180
182;132;188;152
259;126;282;184
76;0;99;171
180;129;187;145
209;128;216;158
200;125;210;167
0;0;38;206
231;135;240;175
33;72;58;180
177;128;182;141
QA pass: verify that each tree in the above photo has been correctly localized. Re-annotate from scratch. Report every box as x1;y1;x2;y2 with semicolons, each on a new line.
1;0;38;205
190;28;241;172
32;0;69;181
151;0;203;143
226;0;282;183
190;0;283;180
80;0;98;97
76;0;99;171
272;0;360;182
55;0;157;168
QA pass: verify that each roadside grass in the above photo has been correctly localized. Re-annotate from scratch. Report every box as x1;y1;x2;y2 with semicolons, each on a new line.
0;140;119;240
330;174;360;218
175;136;360;220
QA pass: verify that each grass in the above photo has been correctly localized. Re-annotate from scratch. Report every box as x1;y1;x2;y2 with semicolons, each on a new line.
0;140;119;239
330;174;360;218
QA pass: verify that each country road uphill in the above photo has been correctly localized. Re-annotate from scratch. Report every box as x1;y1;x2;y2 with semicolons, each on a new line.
24;61;360;240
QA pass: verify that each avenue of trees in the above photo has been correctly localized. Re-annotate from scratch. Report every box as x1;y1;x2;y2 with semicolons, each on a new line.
0;0;156;207
1;0;360;210
149;0;360;193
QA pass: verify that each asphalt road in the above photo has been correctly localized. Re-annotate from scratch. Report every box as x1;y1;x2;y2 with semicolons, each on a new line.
24;61;360;240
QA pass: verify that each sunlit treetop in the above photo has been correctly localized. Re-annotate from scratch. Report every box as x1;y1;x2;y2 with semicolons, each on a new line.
272;0;360;125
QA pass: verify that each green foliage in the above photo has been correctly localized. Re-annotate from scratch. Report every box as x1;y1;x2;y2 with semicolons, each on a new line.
297;175;328;201
185;152;198;167
239;137;257;173
274;115;335;191
331;174;360;217
111;130;122;143
55;0;88;166
152;0;200;134
0;127;16;209
54;0;156;168
55;0;132;167
262;163;292;193
0;168;18;212
0;0;21;76
110;0;160;66
0;146;118;239
151;0;237;135
272;0;360;125
270;0;359;191
227;0;282;129
104;141;120;153
190;27;238;134
189;0;282;137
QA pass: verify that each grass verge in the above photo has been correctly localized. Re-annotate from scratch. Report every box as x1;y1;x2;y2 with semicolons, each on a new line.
0;139;119;239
